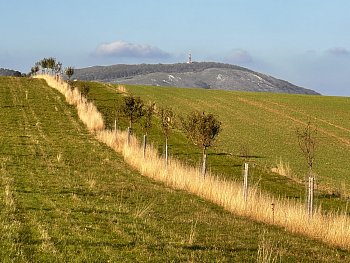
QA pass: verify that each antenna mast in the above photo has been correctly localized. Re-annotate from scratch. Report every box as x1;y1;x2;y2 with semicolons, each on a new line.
188;51;192;64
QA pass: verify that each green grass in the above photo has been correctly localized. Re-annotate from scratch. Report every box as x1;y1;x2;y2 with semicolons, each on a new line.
0;78;350;261
124;85;350;186
80;82;350;213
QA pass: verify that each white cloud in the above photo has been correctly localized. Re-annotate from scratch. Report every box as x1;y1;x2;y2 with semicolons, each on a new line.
327;47;350;56
94;40;170;59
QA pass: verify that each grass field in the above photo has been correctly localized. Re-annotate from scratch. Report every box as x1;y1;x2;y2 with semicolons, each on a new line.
124;85;350;189
77;81;350;213
2;76;350;262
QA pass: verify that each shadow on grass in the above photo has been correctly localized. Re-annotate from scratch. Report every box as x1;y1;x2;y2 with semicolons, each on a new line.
235;154;265;159
54;238;137;249
183;244;256;253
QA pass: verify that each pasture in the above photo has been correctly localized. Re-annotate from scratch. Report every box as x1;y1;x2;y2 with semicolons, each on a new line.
1;76;349;262
81;81;350;213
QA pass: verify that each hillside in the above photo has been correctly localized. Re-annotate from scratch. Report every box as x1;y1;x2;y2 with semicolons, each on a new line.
73;62;319;95
76;81;350;212
123;85;350;193
0;68;22;77
1;76;349;261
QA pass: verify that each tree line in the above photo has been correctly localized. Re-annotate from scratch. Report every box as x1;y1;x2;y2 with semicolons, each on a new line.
74;62;252;81
0;68;23;77
117;94;221;176
30;57;74;80
117;93;318;216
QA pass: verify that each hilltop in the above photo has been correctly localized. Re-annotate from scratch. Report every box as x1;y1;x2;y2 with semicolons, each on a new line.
74;62;319;95
0;68;22;77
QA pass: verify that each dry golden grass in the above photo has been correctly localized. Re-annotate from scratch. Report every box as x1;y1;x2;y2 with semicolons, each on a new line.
99;130;350;250
117;84;127;94
257;231;282;263
35;75;104;131
271;158;294;179
37;74;350;250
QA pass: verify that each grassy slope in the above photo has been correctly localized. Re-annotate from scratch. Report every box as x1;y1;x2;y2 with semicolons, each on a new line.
0;78;349;262
82;82;350;213
125;85;350;188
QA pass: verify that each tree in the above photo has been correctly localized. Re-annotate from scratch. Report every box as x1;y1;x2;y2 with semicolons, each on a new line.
119;95;145;144
65;67;75;80
46;57;56;74
40;58;48;73
31;65;39;76
73;83;90;101
120;95;145;128
142;102;155;157
159;107;175;166
181;111;221;176
55;62;62;74
296;121;317;217
143;102;155;135
80;84;90;100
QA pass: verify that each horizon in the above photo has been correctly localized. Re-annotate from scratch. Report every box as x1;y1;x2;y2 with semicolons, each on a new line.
1;0;350;96
0;58;336;97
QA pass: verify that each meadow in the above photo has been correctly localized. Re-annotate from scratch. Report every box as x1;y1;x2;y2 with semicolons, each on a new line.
1;75;350;262
80;81;350;212
124;84;350;190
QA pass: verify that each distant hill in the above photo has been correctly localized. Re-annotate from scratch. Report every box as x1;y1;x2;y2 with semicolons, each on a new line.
74;62;320;95
0;68;22;77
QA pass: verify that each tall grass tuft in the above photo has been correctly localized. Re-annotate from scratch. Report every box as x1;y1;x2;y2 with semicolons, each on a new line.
257;231;281;263
37;74;350;250
271;158;293;179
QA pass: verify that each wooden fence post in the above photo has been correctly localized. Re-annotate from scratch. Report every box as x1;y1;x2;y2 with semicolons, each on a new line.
308;177;314;217
243;163;249;202
201;153;207;177
143;134;147;158
127;127;131;145
165;137;168;168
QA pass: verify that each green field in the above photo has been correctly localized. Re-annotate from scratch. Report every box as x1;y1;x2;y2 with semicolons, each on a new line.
124;85;350;187
78;81;350;213
1;76;350;262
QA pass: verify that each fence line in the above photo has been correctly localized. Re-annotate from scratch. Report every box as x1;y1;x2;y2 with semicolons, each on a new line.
35;74;350;250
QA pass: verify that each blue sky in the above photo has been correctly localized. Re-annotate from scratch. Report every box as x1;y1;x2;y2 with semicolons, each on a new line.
1;0;350;96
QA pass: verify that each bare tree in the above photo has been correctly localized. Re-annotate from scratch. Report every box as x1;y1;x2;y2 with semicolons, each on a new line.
159;107;175;167
80;84;90;100
55;62;62;74
65;67;75;81
296;121;317;217
181;111;221;176
30;65;39;76
119;95;145;144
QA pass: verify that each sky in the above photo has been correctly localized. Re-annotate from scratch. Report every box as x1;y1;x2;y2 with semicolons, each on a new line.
1;0;350;96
